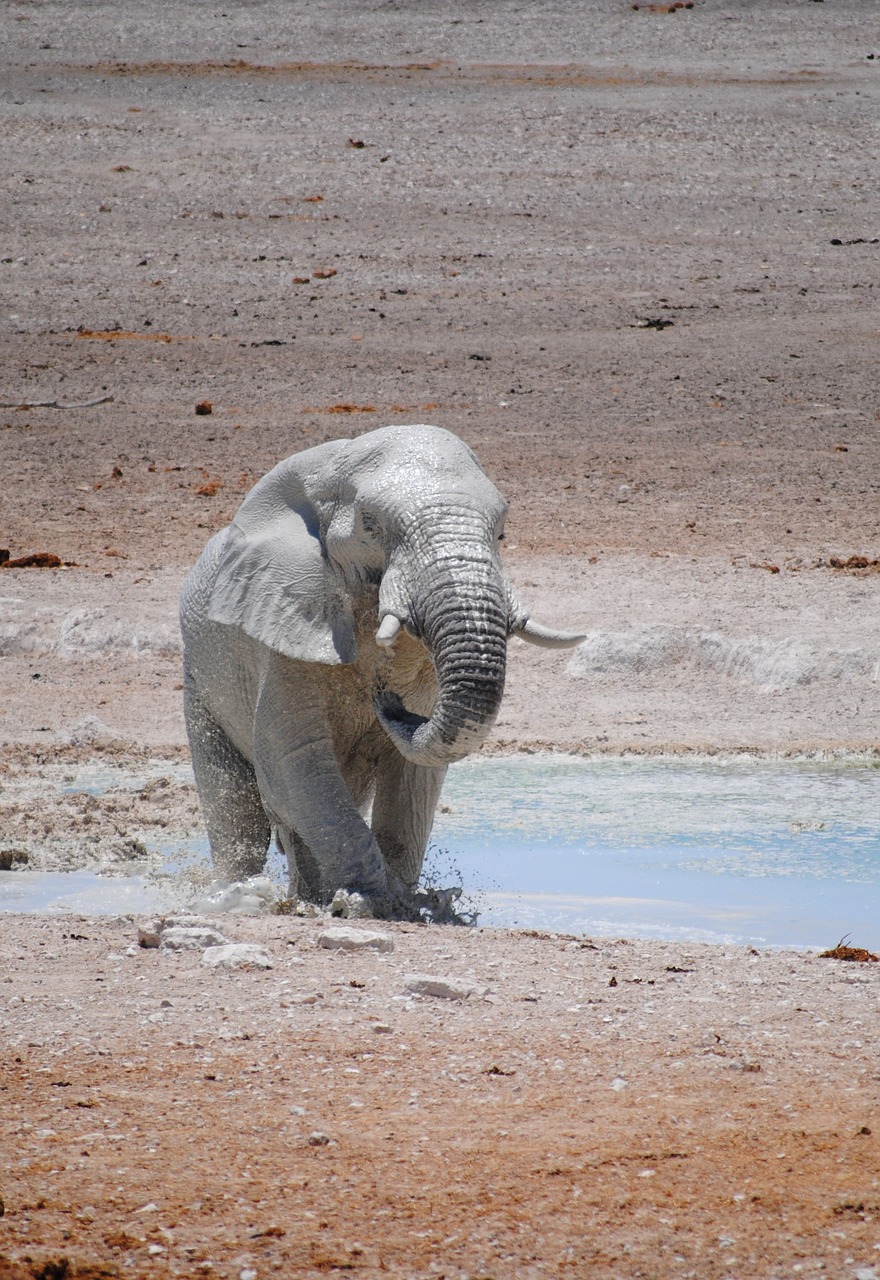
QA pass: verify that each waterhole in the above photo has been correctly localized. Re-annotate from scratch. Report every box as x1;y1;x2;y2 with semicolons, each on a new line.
1;756;877;949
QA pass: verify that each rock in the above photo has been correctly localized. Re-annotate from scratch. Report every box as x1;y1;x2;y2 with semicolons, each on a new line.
307;1131;330;1146
138;919;164;948
201;943;273;970
138;915;222;949
317;926;394;953
403;973;479;1001
161;926;230;951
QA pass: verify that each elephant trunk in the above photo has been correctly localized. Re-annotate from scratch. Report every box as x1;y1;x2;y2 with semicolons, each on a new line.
374;546;509;768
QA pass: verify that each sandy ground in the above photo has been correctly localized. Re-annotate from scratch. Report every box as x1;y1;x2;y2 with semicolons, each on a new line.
2;1;880;1276
1;915;879;1280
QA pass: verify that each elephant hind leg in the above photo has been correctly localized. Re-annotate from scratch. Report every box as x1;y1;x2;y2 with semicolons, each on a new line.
184;686;270;881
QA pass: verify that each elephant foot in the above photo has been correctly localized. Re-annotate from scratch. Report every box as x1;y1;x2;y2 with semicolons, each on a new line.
324;885;428;923
308;882;473;925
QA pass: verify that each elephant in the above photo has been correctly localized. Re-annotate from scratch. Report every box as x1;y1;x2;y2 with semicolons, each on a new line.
180;424;583;918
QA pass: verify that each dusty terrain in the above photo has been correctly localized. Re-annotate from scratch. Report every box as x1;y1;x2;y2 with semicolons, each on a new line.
1;0;879;1276
1;915;879;1280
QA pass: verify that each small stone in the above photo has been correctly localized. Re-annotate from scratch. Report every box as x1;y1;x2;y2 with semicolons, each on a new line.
307;1131;330;1146
289;1105;307;1116
403;973;478;1001
201;944;272;970
372;1022;393;1035
138;919;163;948
610;1076;628;1091
148;1244;165;1255
161;926;230;951
240;1271;258;1280
317;926;394;953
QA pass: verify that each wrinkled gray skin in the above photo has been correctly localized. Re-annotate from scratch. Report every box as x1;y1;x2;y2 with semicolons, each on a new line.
180;425;583;918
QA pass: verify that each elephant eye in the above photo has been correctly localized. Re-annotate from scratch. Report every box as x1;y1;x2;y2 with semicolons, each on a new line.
497;530;505;542
361;510;381;535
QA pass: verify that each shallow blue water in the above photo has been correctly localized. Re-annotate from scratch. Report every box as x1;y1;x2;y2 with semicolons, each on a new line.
2;756;878;950
430;756;880;948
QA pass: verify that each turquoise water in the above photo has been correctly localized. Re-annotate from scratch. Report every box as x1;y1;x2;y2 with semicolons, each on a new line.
2;756;878;950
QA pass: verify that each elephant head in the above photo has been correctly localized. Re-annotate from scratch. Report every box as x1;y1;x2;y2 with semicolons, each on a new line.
207;425;582;768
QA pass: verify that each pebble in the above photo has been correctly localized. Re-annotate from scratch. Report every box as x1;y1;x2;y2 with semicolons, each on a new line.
610;1076;629;1091
403;973;478;1001
317;926;394;953
308;1131;330;1146
137;919;164;948
201;943;273;970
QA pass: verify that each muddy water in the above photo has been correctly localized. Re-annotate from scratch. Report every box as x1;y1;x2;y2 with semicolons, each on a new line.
2;756;878;950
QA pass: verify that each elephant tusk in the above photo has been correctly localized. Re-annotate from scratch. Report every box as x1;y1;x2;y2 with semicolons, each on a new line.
513;618;586;649
375;614;402;647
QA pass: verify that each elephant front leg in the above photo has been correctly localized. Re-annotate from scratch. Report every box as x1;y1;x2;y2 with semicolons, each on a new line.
252;655;388;906
371;754;448;890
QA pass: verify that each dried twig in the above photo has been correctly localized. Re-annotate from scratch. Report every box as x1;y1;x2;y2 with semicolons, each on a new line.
0;394;114;409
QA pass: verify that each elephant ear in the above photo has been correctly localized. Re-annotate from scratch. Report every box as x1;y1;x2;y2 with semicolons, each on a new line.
207;441;357;665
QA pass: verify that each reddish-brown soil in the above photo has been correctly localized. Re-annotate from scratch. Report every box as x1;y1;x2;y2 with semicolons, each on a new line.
2;916;879;1280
